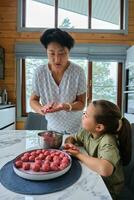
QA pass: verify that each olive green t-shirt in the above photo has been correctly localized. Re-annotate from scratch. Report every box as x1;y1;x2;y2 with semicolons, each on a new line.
75;129;124;199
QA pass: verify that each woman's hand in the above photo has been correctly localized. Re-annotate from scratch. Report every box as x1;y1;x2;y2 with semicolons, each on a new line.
38;108;46;115
41;103;64;113
30;94;45;115
41;103;54;113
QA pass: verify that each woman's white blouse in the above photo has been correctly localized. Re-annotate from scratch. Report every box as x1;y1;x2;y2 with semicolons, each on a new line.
32;62;86;134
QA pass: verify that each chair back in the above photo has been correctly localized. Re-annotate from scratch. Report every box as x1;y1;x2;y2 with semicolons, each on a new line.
24;112;47;130
123;123;134;190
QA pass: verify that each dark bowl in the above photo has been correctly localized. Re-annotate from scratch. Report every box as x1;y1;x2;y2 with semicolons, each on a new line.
38;130;63;149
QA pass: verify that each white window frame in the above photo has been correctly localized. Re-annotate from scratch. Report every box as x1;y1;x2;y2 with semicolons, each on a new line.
17;0;128;34
16;43;128;120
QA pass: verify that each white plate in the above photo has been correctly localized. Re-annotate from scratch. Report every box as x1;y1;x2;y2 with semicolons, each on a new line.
13;149;72;181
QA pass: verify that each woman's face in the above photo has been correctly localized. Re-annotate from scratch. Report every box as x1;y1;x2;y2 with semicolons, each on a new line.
82;103;97;132
47;42;69;71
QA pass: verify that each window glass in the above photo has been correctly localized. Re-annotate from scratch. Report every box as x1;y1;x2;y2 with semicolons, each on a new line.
24;0;124;31
25;0;55;28
25;58;48;112
92;61;118;103
91;0;120;29
58;0;88;29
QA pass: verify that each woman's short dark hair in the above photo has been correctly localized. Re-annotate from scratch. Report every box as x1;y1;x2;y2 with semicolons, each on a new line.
40;28;75;50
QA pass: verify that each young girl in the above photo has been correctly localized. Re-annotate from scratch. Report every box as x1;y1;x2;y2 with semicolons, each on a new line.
64;100;132;199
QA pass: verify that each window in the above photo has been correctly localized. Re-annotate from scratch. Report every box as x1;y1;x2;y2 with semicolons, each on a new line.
16;43;127;118
20;57;122;116
58;0;88;29
24;58;48;113
92;61;118;103
20;0;127;32
87;61;123;108
124;67;134;114
91;0;121;30
25;0;55;28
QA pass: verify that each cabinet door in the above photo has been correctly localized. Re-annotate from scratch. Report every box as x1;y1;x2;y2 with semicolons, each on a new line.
2;123;15;130
0;107;15;129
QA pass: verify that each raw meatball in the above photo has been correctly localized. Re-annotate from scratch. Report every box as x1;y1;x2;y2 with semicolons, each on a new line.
32;163;40;172
22;163;30;170
15;160;23;168
21;156;29;162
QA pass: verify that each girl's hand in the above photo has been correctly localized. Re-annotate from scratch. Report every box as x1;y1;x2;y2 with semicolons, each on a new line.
65;148;80;157
64;143;80;157
64;136;76;144
64;143;79;150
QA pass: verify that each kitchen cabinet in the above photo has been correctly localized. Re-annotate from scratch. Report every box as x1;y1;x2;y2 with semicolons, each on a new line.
0;105;15;130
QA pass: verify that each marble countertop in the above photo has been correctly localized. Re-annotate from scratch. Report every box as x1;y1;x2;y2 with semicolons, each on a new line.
0;130;112;200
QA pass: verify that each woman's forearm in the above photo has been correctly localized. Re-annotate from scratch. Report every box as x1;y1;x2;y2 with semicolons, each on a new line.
63;101;85;112
71;100;85;111
30;99;44;115
30;99;42;111
71;93;86;111
63;93;86;111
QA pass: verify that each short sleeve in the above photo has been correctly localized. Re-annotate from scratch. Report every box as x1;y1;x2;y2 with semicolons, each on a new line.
77;68;86;96
32;69;40;97
98;142;120;167
75;129;86;145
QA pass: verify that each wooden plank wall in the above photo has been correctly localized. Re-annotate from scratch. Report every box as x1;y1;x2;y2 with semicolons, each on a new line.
0;0;134;129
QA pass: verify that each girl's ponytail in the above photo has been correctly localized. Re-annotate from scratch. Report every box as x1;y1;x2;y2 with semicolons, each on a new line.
118;117;132;166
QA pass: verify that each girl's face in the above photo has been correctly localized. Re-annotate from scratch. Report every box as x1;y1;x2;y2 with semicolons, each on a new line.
82;103;104;134
82;103;97;132
47;42;69;71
